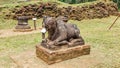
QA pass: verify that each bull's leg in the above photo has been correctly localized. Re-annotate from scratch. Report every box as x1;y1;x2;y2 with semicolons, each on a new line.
55;40;68;46
46;40;68;50
68;38;85;47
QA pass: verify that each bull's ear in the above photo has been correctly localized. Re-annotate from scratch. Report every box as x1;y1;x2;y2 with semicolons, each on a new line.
53;18;57;26
42;16;47;26
43;16;47;19
42;16;49;23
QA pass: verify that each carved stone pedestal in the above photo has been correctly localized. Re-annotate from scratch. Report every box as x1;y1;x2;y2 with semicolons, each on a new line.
14;16;33;32
36;45;90;65
13;29;33;32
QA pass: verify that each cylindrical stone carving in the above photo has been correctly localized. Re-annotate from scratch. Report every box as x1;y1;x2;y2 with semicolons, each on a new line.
15;16;31;29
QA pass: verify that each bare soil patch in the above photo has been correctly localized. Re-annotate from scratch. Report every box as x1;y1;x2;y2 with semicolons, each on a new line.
10;48;104;68
0;29;40;38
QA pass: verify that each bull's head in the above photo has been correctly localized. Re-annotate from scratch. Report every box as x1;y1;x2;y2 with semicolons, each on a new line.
42;16;57;31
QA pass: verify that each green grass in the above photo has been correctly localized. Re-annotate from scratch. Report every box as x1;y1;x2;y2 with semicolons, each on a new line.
0;16;120;67
0;33;41;67
0;0;16;5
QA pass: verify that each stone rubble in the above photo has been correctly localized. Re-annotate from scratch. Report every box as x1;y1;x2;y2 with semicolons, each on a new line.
5;2;119;21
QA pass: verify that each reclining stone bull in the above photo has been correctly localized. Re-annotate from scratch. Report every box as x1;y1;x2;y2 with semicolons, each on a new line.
41;16;85;49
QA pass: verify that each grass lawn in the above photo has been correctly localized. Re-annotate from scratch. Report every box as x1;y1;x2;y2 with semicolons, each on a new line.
0;16;120;67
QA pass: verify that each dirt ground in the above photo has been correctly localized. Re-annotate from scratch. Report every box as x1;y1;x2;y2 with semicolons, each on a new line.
9;48;104;68
0;29;40;38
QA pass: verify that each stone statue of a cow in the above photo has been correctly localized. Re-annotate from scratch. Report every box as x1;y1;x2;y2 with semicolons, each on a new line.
41;16;85;49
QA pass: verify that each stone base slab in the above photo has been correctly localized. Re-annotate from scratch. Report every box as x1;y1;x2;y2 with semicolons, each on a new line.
36;44;90;65
13;29;33;32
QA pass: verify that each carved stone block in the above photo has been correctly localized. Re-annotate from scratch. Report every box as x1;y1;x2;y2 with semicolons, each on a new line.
36;45;90;64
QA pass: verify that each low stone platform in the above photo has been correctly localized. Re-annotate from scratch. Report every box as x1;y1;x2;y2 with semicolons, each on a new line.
13;29;33;32
36;45;90;65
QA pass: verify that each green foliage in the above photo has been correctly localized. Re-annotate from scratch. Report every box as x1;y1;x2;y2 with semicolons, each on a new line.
113;0;120;8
